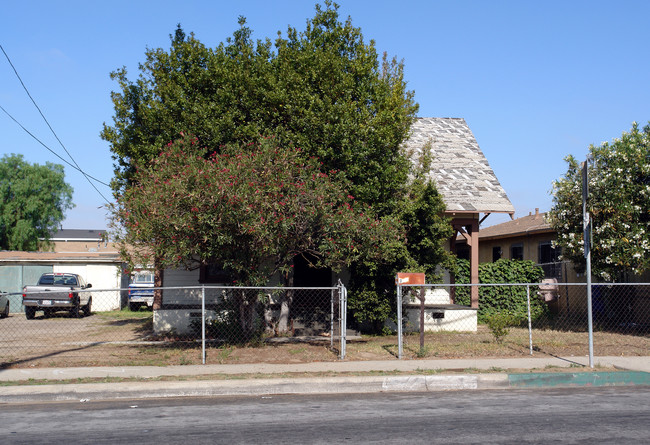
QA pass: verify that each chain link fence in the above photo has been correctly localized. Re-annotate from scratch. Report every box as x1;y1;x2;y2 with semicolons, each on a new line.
397;283;650;359
2;281;648;367
0;284;347;368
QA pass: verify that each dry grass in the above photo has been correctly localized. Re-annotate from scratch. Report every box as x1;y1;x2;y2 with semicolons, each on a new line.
1;311;648;369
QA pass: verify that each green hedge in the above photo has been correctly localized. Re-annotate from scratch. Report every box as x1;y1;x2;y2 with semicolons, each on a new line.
454;259;548;323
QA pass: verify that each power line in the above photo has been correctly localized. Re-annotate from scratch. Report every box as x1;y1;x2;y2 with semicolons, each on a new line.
0;103;111;188
0;43;111;204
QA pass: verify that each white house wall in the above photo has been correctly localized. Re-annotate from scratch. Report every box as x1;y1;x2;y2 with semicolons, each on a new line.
53;264;87;277
52;263;123;311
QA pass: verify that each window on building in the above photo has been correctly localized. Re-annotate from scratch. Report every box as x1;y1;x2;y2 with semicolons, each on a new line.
510;243;524;260
538;241;562;279
199;263;232;284
538;241;561;264
492;246;502;262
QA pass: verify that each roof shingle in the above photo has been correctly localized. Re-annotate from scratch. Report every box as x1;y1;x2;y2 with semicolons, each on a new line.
403;118;514;214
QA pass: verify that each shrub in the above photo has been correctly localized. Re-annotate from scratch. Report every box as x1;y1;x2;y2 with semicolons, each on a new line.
454;259;548;323
484;311;519;343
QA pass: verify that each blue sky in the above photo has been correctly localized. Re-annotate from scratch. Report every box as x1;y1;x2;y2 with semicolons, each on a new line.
2;0;649;229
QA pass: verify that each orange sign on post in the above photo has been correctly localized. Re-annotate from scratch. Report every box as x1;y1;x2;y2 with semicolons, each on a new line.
395;272;425;286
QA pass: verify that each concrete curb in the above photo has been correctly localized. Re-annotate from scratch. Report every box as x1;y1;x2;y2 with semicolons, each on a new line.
0;375;506;403
1;372;647;404
507;371;650;388
2;355;649;382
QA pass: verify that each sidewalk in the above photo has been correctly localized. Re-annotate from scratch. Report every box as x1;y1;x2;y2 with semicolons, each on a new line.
1;356;649;403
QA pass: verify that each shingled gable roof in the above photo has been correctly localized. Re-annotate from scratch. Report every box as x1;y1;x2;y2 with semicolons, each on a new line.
403;117;515;214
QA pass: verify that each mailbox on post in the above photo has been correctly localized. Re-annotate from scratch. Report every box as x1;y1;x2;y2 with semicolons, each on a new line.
395;272;425;286
395;273;426;359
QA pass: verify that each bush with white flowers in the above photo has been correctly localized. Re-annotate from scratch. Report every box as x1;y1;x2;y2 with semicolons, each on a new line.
549;122;650;281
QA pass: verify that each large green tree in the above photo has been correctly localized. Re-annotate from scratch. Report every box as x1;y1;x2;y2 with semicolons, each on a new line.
101;2;417;215
549;122;650;281
0;154;73;251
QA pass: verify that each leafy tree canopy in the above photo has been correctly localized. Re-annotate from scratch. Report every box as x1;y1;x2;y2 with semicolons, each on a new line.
113;134;405;285
0;154;74;251
549;122;650;281
102;1;418;215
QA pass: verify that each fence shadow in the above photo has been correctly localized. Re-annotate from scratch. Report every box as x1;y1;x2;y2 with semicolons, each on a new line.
0;343;105;370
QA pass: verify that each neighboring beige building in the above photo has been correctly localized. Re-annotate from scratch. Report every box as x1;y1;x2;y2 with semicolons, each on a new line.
456;211;650;326
455;209;580;314
0;229;128;313
456;208;571;281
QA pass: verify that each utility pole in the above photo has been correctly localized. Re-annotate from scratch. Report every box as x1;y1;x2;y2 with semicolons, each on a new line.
582;160;594;368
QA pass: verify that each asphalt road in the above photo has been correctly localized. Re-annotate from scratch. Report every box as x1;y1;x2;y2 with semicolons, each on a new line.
2;387;649;444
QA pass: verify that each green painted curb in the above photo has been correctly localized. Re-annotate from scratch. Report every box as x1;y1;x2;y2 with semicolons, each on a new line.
508;371;650;388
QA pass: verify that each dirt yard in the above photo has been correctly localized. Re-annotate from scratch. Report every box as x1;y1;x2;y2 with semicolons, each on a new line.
0;310;648;369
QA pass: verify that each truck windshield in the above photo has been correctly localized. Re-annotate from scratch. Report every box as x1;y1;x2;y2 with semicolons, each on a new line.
38;276;54;285
133;273;154;283
39;275;78;286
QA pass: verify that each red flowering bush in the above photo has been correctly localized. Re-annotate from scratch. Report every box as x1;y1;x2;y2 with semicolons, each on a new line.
112;135;404;334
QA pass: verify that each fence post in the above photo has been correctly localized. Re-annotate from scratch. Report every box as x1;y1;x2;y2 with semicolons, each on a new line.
330;288;334;351
582;160;595;368
397;281;403;360
526;284;533;355
338;281;347;360
201;284;206;365
344;285;348;359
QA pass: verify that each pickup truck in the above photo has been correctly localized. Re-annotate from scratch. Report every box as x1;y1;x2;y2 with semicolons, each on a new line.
127;271;154;311
0;290;9;318
22;273;93;319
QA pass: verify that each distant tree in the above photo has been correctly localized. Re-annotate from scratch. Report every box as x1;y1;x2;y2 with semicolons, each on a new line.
112;135;403;336
549;122;650;281
0;154;73;251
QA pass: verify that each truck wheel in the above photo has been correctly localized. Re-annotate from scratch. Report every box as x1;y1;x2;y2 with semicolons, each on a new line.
83;297;92;317
70;304;81;318
1;302;8;318
129;302;141;312
25;307;36;320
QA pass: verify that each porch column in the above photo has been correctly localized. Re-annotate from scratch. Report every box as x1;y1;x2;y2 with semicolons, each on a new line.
452;217;480;309
468;220;479;308
449;234;456;304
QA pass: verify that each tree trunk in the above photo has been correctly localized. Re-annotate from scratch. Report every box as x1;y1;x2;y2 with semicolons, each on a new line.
153;257;164;310
238;290;257;341
277;264;295;333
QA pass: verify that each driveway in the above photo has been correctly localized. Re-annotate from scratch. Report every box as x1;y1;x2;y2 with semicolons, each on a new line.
0;311;155;368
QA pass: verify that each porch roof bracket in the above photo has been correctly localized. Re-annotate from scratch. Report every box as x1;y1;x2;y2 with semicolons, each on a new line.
454;225;473;247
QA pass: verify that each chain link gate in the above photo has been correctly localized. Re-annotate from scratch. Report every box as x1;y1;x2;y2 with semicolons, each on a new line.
190;281;348;363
